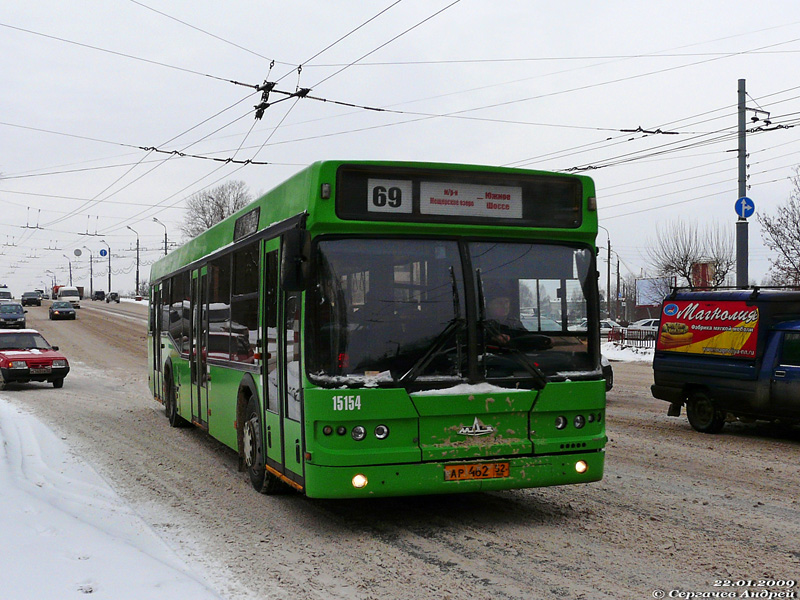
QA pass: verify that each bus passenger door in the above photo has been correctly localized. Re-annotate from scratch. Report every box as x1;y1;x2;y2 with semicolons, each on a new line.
151;283;163;401
190;268;209;428
280;290;304;486
263;251;285;476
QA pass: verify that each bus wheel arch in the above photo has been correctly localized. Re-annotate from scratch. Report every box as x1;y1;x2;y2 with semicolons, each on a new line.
686;389;725;434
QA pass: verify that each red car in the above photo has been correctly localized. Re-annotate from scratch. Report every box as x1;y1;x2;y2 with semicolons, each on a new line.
0;329;70;389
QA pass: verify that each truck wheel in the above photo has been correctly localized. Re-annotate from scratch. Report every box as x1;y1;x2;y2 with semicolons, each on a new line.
686;391;725;433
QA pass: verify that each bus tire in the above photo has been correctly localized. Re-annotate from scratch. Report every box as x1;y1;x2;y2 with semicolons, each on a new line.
242;393;286;494
164;371;187;428
686;391;725;434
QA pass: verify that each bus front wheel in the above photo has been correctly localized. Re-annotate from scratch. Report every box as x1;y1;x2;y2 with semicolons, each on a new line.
242;394;286;494
686;391;725;434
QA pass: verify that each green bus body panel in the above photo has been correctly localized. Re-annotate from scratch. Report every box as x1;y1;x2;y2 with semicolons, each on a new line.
303;450;605;499
207;364;245;451
302;381;605;469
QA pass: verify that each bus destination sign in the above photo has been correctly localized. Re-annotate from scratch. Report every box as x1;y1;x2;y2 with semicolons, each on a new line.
337;165;584;228
419;182;523;219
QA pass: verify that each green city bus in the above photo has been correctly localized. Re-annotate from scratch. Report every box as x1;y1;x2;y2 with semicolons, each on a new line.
147;160;606;498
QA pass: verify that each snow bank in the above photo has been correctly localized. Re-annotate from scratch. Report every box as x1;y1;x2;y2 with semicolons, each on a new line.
0;398;224;600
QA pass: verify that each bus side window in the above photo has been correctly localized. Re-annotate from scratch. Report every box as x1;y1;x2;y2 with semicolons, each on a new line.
285;292;301;421
265;251;279;413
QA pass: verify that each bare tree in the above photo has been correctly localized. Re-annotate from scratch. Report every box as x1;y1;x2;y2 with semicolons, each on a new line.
181;180;253;240
758;169;800;285
645;219;734;289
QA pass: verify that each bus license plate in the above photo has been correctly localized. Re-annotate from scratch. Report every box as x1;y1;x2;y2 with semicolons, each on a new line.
444;462;510;481
30;367;51;374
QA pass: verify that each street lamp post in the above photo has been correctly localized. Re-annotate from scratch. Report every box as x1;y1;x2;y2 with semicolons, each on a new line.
45;270;55;295
62;254;73;286
598;225;612;320
127;225;140;295
153;217;168;256
82;246;93;297
100;239;111;292
152;217;168;256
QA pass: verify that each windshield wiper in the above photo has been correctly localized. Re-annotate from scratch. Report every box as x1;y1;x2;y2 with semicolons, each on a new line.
398;266;465;385
475;268;548;390
398;318;465;385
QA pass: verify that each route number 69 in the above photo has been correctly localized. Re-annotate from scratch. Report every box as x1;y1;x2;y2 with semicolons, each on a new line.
367;179;412;214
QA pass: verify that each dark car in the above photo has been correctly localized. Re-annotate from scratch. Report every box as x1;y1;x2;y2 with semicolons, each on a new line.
92;290;105;301
21;292;42;307
601;355;614;392
49;301;76;320
106;292;120;303
0;303;27;329
0;329;70;389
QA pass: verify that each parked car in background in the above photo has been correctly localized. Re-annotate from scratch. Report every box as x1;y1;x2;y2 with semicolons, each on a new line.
601;355;613;391
106;292;120;303
49;301;77;320
569;318;622;337
0;290;13;304
34;289;46;300
0;303;27;329
0;329;70;389
627;318;660;340
92;290;106;301
21;292;42;307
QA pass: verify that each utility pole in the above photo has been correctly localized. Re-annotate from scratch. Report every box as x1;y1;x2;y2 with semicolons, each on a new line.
616;257;621;323
83;246;93;298
736;78;748;288
127;226;140;295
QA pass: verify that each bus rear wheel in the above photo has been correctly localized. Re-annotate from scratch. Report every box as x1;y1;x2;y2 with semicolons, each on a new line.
686;391;725;434
242;394;286;494
164;372;187;428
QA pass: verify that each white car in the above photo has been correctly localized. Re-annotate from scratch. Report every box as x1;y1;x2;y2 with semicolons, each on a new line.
569;318;622;336
627;318;660;340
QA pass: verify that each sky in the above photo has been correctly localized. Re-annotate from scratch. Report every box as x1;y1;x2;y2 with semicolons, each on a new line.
2;1;799;296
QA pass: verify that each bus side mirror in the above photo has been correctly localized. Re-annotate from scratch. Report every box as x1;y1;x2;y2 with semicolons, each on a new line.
281;228;311;291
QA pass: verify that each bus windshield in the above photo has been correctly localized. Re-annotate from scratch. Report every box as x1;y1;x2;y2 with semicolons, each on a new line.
309;238;595;388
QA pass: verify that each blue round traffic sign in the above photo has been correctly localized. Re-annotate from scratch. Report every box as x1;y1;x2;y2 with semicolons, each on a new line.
735;197;755;219
99;248;108;257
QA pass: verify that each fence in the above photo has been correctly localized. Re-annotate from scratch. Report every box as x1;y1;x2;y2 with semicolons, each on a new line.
607;326;656;349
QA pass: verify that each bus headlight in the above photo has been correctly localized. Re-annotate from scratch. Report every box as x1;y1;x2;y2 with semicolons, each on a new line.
352;473;368;488
555;416;567;430
374;425;390;439
351;426;366;441
575;460;588;474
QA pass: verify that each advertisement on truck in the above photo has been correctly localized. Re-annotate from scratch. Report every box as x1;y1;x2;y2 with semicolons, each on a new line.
657;300;760;358
652;289;800;433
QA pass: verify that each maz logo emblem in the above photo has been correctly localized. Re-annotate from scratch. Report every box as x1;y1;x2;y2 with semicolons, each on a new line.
458;417;495;437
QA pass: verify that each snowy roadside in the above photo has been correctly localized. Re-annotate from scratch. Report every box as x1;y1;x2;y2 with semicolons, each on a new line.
601;340;654;363
0;398;225;600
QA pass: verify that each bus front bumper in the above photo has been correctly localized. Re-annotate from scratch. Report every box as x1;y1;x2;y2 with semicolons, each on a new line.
303;450;605;499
